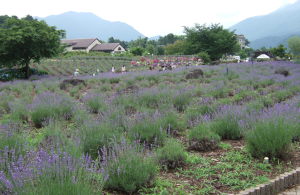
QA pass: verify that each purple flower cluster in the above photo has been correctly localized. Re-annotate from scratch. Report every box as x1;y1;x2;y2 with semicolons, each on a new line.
0;147;99;193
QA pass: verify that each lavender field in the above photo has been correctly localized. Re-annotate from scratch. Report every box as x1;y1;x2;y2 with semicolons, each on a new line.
1;60;300;194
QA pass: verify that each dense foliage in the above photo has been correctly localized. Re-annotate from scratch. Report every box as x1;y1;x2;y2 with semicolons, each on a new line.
184;24;240;60
0;15;65;78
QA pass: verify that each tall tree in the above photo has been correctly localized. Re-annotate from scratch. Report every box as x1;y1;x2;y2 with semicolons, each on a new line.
288;36;300;56
0;16;65;78
270;44;287;58
184;24;239;60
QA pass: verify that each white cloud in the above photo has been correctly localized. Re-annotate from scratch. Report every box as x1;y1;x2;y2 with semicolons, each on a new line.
0;0;298;37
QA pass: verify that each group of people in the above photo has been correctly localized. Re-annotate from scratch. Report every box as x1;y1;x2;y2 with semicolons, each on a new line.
73;65;127;77
111;65;126;73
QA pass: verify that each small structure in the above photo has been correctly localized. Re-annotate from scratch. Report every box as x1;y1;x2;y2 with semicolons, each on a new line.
61;38;101;53
236;34;248;49
257;54;270;59
91;43;126;53
61;38;126;53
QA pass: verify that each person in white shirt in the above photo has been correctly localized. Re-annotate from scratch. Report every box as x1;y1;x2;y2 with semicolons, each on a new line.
121;65;126;73
74;69;79;77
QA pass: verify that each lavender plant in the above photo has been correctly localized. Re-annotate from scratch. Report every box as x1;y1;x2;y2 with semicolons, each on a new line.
0;148;103;194
30;92;76;128
156;138;187;170
188;123;220;152
101;141;157;193
129;113;167;147
80;121;121;159
211;105;245;140
246;118;293;159
83;93;107;114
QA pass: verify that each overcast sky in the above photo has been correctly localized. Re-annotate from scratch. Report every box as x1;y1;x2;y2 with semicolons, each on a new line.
0;0;298;37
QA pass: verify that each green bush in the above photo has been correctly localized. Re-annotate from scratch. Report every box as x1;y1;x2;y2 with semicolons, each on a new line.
130;118;167;146
0;130;25;154
156;138;187;170
9;100;29;122
185;104;216;127
246;118;293;159
173;92;191;112
104;146;157;193
197;51;211;64
80;122;121;159
30;92;75;128
83;94;107;114
211;115;243;140
136;90;170;109
188;123;220;151
159;112;186;135
0;93;13;114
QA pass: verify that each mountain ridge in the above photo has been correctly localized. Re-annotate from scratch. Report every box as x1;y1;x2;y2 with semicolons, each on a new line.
230;0;300;49
37;11;145;42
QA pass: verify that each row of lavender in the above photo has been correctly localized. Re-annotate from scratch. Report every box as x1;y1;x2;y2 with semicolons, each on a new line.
0;61;300;193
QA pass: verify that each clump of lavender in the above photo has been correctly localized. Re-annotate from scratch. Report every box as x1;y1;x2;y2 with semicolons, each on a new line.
0;148;103;194
82;93;107;114
129;112;167;147
100;139;157;193
29;91;76;128
210;104;248;140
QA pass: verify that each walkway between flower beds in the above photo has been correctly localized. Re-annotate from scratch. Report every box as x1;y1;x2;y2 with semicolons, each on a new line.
279;185;300;195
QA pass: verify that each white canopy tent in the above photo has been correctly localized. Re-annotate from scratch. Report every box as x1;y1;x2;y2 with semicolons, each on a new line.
257;54;270;59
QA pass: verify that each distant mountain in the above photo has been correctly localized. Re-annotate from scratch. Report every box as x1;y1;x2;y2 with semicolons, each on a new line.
37;12;145;41
230;0;300;49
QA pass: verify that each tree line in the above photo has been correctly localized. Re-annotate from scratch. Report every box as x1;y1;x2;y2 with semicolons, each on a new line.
1;14;300;80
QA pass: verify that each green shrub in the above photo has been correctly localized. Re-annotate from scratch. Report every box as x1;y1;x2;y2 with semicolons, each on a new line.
136;90;171;109
83;94;107;114
159;112;186;135
173;92;191;112
188;123;220;151
156;138;187;170
246;118;293;159
109;78;120;84
104;146;157;193
31;123;81;157
272;90;293;103
0;93;13;114
260;96;274;108
211;115;243;140
185;104;216;127
9;100;29;122
130;118;167;146
197;51;211;64
30;92;75;128
80;122;121;159
226;70;239;80
0;129;25;154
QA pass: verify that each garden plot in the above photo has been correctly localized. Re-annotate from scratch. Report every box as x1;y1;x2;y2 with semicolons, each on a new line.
0;61;300;194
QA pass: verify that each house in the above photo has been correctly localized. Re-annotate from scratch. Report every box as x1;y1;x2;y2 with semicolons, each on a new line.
236;34;247;49
91;43;126;53
61;38;101;53
61;38;126;53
